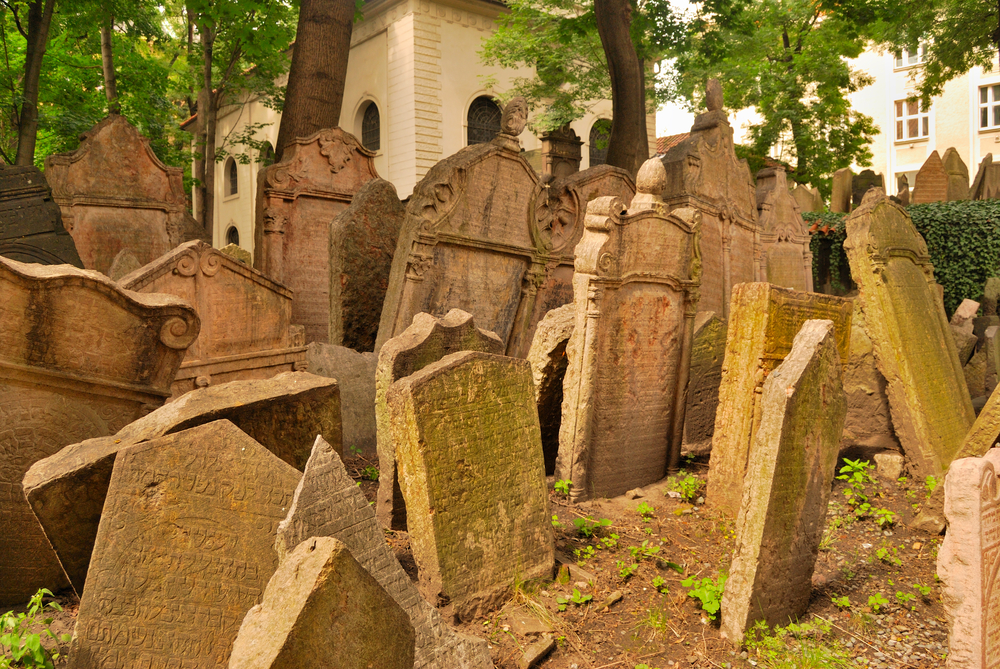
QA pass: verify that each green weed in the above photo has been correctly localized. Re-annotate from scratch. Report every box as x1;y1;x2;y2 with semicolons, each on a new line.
0;589;70;669
868;592;889;612
554;479;572;497
556;588;592;611
744;619;853;668
572;516;611;538
680;572;726;620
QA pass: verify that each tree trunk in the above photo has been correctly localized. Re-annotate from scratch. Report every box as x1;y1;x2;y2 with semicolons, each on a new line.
100;17;120;114
275;0;354;162
14;0;55;166
194;20;215;233
594;0;647;175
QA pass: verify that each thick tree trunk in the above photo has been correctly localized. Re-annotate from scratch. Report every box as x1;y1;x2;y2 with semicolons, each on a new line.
100;18;120;114
194;21;215;233
275;0;354;162
594;0;647;175
14;0;55;166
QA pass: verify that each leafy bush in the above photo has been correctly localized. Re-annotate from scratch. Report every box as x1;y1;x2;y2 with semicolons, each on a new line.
1;589;70;669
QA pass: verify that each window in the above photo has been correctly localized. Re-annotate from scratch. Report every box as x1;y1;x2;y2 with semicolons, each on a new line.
894;46;926;68
226;158;238;196
226;226;240;246
361;103;381;152
895;99;929;141
589;119;612;166
980;85;1000;129
467;96;502;145
258;142;275;171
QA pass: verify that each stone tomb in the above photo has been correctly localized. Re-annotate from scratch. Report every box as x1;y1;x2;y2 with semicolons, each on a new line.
682;311;727;454
44;115;206;275
844;190;974;482
527;303;575;475
558;158;701;500
912;150;949;204
943;147;971;201
388;350;552;620
720;320;847;641
69;420;301;669
0;256;198;605
255;127;379;343
755;166;813;293
376;309;503;530
841;296;898;451
706;282;852;517
937;448;1000;669
0;164;82;267
119;240;307;399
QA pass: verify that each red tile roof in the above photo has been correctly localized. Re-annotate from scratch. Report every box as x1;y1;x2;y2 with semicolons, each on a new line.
655;133;689;155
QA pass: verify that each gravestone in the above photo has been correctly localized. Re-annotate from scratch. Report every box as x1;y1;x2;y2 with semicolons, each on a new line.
896;174;911;207
275;436;493;669
107;248;140;281
527;303;575;475
971;154;1000;200
720;320;846;641
229;536;415;669
755;166;813;292
830;168;853;213
69;420;301;669
683;312;727;455
843;189;975;482
220;242;252;265
44;115;207;275
706;282;853;517
388;350;552;620
306;343;377;457
983;277;1000;317
942;148;971;201
120;240;307;399
375;309;503;530
0;256;198;605
952;298;981;335
967;346;989;399
255;127;379;343
789;183;823;214
658;79;759;318
329;178;405;352
24;371;340;593
913;150;949;204
0;164;82;266
852;169;884;208
540;125;583;177
841;296;898;450
936;448;1000;669
558;158;701;500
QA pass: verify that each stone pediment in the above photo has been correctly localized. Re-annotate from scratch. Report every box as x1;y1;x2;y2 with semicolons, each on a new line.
262;126;379;199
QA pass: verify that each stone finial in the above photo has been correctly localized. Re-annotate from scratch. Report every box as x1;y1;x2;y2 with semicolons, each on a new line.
706;79;723;112
501;96;528;136
636;157;667;194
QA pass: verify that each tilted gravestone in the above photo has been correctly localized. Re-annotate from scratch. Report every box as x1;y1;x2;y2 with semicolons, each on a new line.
24;371;340;593
912;150;949;204
971;153;1000;200
896;174;911;207
44;115;207;275
375;309;503;530
830;167;853;213
942;147;971;201
255;127;379;343
388;350;552;621
119;240;307;399
0;256;198;605
789;183;823;214
851;169;884;208
306;343;377;457
558;158;702;500
526;303;575;475
843;189;974;482
275;436;492;669
720;320;846;642
755;166;813;293
0;164;82;267
69;420;301;669
841;296;897;451
682;311;726;455
706;282;852;518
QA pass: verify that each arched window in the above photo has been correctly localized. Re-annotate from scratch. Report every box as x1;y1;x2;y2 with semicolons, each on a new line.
362;103;381;152
258;143;275;172
226;226;240;246
467;96;502;145
589;119;612;167
226;158;238;196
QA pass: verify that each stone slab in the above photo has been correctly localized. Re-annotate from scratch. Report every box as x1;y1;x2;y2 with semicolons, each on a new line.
526;303;575;475
682;311;726;455
306;343;377;457
943;147;971;201
756;166;813;293
972;154;995;200
0;164;82;267
830;168;853;213
842;296;898;450
852;169;884;208
913;150;949;204
790;183;823;214
219;243;252;265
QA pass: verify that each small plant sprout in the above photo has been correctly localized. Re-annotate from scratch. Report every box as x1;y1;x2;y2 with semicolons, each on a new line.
349;444;363;457
574;545;595;566
617;561;639;580
664;470;702;502
831;595;851;609
895;591;916;609
636;501;655;521
551;514;563;529
572;516;612;538
873;507;897;528
599;533;619;550
680;572;727;620
555;588;592;611
913;582;932;599
628;539;660;561
876;545;902;567
925;475;939;498
361;465;379;481
554;479;572;497
868;592;889;613
0;589;71;669
651;575;668;594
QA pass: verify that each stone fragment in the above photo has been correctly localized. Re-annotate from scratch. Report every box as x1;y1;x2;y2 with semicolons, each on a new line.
274;435;492;669
255;127;379;343
953;327;978;366
0;164;82;267
229;536;415;669
329;178;405;352
844;189;975;481
986;326;1000;396
953;383;1000;462
720;320;846;641
24;371;340;593
852;169;884;208
755;166;813;292
874;452;905;480
789;183;823;214
527;303;575;475
375;309;503;530
44;115;207;275
841;296;898;450
558;161;701;500
388;350;553;620
0;256;198;605
518;637;556;669
540;124;583;177
706;283;853;517
68;420;300;669
220;242;252;265
912;150;949;204
942;147;971;201
120;240;307;399
683;311;726;455
936;448;1000;668
306;343;377;457
830;168;853;213
951;298;980;334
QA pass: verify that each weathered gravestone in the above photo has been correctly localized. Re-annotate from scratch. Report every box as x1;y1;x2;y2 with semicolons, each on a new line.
68;420;301;669
107;248;140;281
527;303;575;475
329;178;405;352
953;298;981;335
558;158;702;500
275;435;493;669
755;166;813;292
943;147;971;201
720;320;846;642
229;536;415;669
0;256;198;605
830;168;853;213
119;240;307;399
44;115;207;275
388;350;553;620
971;153;1000;200
0;164;82;266
375;309;503;530
843;189;975;482
896;174;911;207
24;371;340;593
913;150;949;204
255;127;379;343
790;183;823;214
658;79;759;318
841;296;898;451
683;311;726;455
852;169;884;208
706;282;853;517
540;125;583;177
936;447;1000;669
219;242;252;265
306;343;377;457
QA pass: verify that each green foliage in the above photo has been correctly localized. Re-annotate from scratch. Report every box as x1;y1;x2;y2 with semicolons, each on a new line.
664;469;702;502
598;533;619;550
913;582;932;598
636;501;655;521
831;594;851;609
680;572;726;620
873;508;897;529
572;516;611;538
876;545;902;567
574;545;595;565
895;590;916;608
628;539;660;561
651;575;668;593
1;589;70;669
360;465;379;481
617;560;639;580
744;619;854;668
925;474;940;498
551;514;563;529
836;458;874;517
556;588;592;611
554;479;572;497
867;592;889;612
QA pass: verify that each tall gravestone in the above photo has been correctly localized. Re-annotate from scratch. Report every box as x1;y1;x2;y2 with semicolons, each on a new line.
683;311;726;454
830;168;853;213
971;153;1000;200
658;79;759;318
44;115;206;275
841;296;898;451
255;127;379;343
913;150;949;204
942;147;971;201
755;166;813;293
540;125;583;177
789;183;823;214
0;256;198;605
119;240;307;399
0;165;82;266
844;189;975;482
558;158;701;500
69;420;301;669
306;343;377;457
527;303;575;474
851;169;884;208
